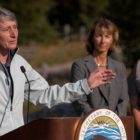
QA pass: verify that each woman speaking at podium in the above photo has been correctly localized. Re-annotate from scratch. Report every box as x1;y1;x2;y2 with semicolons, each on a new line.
0;7;116;136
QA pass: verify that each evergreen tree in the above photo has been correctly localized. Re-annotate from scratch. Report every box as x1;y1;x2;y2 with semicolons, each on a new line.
104;0;140;67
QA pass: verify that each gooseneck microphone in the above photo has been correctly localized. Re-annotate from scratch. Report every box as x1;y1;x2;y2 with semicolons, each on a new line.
20;66;30;124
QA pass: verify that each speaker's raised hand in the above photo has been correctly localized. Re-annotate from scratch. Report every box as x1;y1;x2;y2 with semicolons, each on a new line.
87;69;116;89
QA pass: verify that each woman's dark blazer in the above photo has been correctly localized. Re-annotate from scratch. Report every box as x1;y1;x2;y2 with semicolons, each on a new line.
70;55;129;116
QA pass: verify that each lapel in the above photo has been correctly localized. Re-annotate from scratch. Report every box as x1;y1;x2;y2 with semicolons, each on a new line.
84;55;97;72
84;55;109;101
85;56;121;105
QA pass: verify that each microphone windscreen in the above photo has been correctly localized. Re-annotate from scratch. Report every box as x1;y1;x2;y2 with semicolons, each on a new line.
20;66;26;73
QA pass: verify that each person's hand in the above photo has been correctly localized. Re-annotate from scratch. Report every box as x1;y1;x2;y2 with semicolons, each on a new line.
87;69;116;89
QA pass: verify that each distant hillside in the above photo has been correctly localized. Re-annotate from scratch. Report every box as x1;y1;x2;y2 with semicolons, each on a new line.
19;40;87;69
20;40;88;115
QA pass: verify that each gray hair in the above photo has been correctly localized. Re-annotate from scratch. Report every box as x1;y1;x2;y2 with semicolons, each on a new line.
0;7;17;23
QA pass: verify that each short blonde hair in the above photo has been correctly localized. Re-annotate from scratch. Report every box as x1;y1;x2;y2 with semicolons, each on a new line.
86;17;119;55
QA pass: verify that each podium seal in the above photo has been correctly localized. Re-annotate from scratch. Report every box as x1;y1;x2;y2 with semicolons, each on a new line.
77;109;127;140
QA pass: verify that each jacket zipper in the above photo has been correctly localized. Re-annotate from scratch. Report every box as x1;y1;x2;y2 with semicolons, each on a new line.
1;64;14;111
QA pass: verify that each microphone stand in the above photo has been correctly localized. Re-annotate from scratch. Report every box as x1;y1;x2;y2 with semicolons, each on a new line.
20;66;30;124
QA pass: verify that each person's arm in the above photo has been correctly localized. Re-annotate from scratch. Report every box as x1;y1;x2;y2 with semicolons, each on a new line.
23;60;115;108
128;61;140;132
70;62;93;113
131;96;140;132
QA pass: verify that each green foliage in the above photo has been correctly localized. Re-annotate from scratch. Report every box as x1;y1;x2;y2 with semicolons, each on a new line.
47;0;109;30
0;0;109;44
1;0;140;67
79;0;109;26
104;0;140;67
0;0;59;44
19;40;86;68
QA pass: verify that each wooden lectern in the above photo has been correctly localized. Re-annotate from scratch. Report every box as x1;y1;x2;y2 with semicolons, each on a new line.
0;116;134;140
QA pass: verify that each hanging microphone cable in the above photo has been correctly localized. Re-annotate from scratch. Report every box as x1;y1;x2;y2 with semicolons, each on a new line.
20;66;30;124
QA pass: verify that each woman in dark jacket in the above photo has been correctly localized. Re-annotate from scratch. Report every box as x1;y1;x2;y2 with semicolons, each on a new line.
70;17;129;116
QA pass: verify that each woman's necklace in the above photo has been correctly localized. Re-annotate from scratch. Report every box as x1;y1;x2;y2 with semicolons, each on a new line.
95;57;108;68
97;63;108;67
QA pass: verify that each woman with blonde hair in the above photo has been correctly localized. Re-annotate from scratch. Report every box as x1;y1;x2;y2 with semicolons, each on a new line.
71;17;129;116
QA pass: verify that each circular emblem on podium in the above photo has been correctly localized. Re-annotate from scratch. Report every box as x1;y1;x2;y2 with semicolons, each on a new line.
76;109;127;140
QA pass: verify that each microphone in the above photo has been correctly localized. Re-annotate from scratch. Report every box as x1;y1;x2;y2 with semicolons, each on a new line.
20;66;30;124
20;66;26;73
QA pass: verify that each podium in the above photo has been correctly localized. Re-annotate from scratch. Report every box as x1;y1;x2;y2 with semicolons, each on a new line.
0;116;134;140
